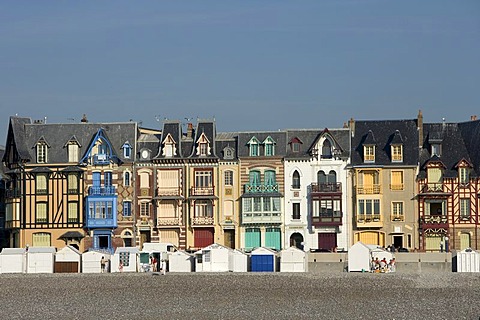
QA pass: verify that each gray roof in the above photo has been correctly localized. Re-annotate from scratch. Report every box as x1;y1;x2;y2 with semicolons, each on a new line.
458;119;480;175
351;119;419;166
285;128;350;160
236;131;287;158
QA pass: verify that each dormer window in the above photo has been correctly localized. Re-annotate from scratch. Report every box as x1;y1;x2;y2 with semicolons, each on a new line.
37;142;48;163
321;139;333;159
248;137;260;157
122;142;132;159
459;167;469;184
68;143;79;163
263;136;276;156
364;145;375;162
292;142;300;152
223;147;234;160
196;133;211;156
391;145;403;162
431;143;441;157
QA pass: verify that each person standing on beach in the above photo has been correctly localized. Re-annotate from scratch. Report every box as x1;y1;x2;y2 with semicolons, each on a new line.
101;256;107;273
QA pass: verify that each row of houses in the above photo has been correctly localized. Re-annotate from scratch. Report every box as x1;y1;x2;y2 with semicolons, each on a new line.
1;111;480;254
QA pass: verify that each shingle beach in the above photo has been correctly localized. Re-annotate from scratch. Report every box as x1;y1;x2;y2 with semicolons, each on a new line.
0;272;478;319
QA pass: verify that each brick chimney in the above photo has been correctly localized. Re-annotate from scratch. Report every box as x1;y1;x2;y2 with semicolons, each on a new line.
471;115;478;121
187;123;193;139
81;114;88;123
417;110;423;149
348;118;355;137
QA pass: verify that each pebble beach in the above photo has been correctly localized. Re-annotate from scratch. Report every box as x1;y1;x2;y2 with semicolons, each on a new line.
0;272;478;319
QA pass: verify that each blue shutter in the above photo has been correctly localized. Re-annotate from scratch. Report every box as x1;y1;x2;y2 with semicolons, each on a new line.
93;172;101;187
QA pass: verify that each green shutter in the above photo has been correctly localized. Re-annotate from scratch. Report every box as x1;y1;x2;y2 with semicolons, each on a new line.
265;228;281;251
245;228;261;250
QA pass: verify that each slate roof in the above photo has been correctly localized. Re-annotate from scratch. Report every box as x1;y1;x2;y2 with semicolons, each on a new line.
187;119;218;159
284;128;350;160
236;131;287;158
458;119;480;176
351;119;419;166
155;121;183;159
216;132;238;161
3;117;137;165
418;122;473;178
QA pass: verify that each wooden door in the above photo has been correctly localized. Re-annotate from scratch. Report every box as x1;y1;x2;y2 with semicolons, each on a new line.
224;230;235;249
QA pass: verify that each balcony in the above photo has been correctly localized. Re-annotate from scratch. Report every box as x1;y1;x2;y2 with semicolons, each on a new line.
93;154;110;165
242;212;282;224
85;198;117;229
421;215;448;229
88;186;116;196
85;213;117;229
391;214;405;222
311;182;342;193
244;183;279;194
356;185;381;194
389;184;404;191
190;186;215;197
157;186;182;197
419;183;448;194
356;214;383;227
157;217;181;226
6;189;21;198
192;216;214;225
311;211;343;226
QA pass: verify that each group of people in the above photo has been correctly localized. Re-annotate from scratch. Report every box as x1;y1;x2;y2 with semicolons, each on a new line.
370;257;396;273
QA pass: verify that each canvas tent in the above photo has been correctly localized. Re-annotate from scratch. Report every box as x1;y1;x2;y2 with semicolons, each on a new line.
348;242;394;272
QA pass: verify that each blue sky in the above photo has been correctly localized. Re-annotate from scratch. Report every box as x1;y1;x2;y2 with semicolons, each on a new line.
1;1;479;144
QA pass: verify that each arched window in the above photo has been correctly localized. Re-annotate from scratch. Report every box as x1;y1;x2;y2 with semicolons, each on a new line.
322;139;332;159
124;171;131;186
328;170;337;183
249;170;261;186
317;171;327;184
292;170;300;189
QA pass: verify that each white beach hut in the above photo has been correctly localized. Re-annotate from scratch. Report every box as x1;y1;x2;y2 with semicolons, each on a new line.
348;242;394;272
168;250;195;272
55;245;81;273
195;243;231;272
111;247;140;273
26;247;56;274
456;248;480;272
82;251;111;273
228;249;249;272
0;248;27;274
279;246;307;272
251;247;278;272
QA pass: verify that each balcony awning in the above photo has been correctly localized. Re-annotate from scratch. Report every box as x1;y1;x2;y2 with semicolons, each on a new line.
241;192;283;198
58;231;85;240
188;195;218;200
154;195;185;200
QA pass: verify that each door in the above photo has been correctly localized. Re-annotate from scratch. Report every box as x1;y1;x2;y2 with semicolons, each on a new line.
265;228;281;251
194;228;214;248
318;233;337;251
245;228;261;250
224;230;235;249
290;233;304;250
140;231;151;249
393;235;403;250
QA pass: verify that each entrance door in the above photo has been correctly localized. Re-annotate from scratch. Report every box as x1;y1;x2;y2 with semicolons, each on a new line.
224;230;235;249
318;233;337;251
140;230;151;249
393;235;403;250
290;233;304;250
194;228;214;248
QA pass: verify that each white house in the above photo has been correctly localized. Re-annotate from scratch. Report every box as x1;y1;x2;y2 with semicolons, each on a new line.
26;247;56;274
55;245;81;273
0;248;26;274
279;246;307;272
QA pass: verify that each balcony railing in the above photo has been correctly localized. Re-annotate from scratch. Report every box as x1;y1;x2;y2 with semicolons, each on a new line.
422;215;448;224
311;211;343;226
93;154;110;165
244;183;279;194
190;186;215;196
242;212;282;224
356;214;381;223
311;182;342;193
157;186;182;197
391;214;405;222
6;189;21;198
389;184;404;191
192;216;214;225
88;186;116;196
356;185;381;194
419;183;446;193
157;217;181;226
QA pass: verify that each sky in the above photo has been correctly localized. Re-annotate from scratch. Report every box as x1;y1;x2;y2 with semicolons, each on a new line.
1;0;479;145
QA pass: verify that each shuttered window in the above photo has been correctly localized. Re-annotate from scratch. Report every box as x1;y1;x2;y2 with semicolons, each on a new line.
68;202;78;222
460;233;471;250
32;232;51;247
36;202;48;223
68;174;78;193
36;175;48;195
427;168;442;183
158;170;179;188
425;235;442;251
391;171;404;190
158;201;177;218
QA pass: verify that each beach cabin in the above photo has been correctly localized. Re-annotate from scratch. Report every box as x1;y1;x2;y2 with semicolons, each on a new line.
456;248;480;273
168;250;195;272
279;247;307;272
348;242;394;272
55;245;81;273
82;251;111;273
140;242;173;272
251;247;278;272
228;249;249;272
26;247;56;274
0;248;26;274
111;247;140;273
195;244;231;272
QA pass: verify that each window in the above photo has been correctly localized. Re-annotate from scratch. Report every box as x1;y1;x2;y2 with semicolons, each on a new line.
104;172;112;186
327;171;337;183
292;203;300;220
36;202;48;223
391;145;403;162
431;144;441;157
140;172;149;188
162;134;177;157
322;139;332;159
123;201;132;217
312;199;341;217
318;171;327;184
32;232;51;247
36;174;48;195
390;171;404;190
263;137;275;156
68;174;78;194
37;143;48;163
68;202;78;222
264;170;276;185
88;201;114;219
460;199;470;219
195;170;212;187
140;202;151;216
248;137;260;157
459;167;469;184
68;143;79;162
357;199;380;220
199;142;208;156
249;170;261;186
195;200;213;217
292;142;300;152
196;133;210;156
124;171;131;186
224;147;234;160
122;142;132;159
392;202;404;221
427;167;442;191
292;170;300;189
224;170;233;186
364;145;375;162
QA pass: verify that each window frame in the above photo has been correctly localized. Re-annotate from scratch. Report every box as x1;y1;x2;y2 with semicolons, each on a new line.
391;144;403;162
364;145;375;162
224;170;233;186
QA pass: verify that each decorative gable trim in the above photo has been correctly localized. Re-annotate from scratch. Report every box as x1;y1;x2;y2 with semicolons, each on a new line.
196;132;211;156
162;133;178;157
79;128;120;165
63;135;82;148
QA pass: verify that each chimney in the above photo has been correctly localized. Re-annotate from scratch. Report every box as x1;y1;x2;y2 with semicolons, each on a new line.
81;114;88;123
471;115;478;121
187;123;193;139
348;118;355;137
417;110;423;149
